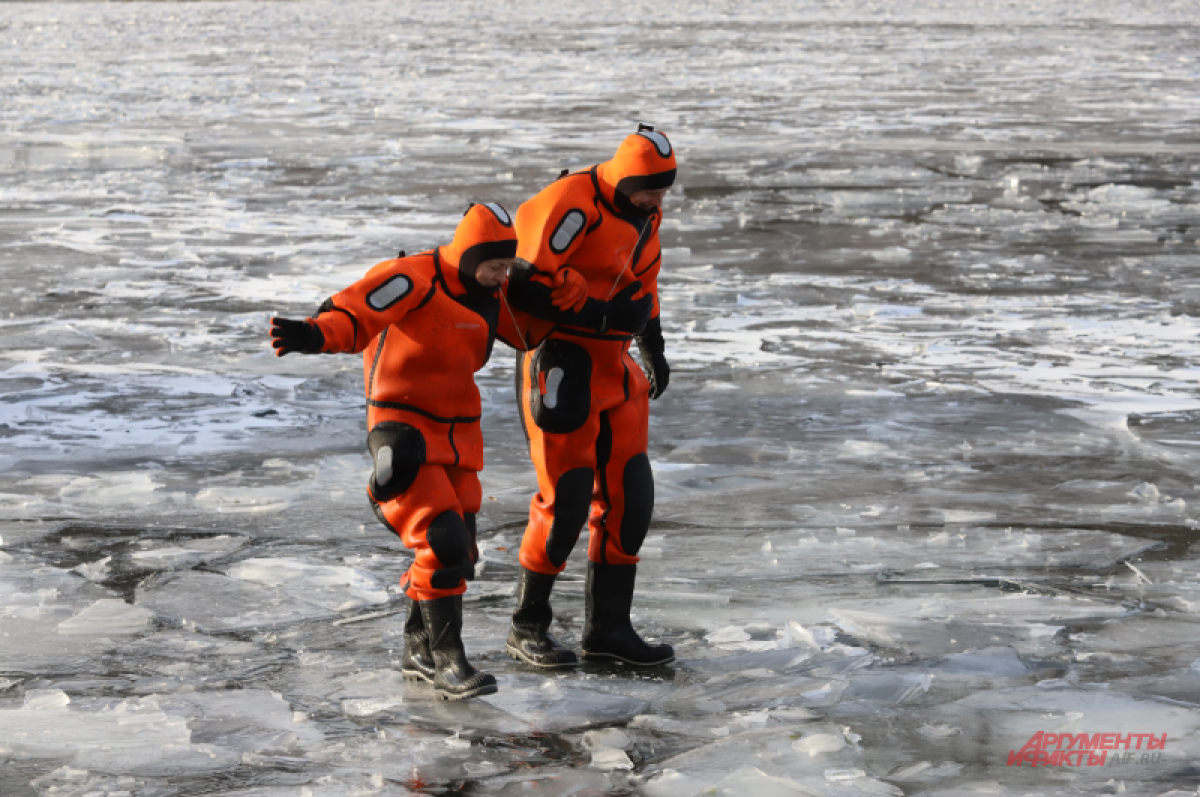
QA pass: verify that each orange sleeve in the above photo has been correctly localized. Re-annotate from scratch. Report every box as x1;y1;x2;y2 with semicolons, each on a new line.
514;186;596;285
311;257;435;354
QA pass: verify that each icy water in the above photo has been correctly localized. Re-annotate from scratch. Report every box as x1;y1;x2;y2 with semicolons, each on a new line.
3;1;1200;795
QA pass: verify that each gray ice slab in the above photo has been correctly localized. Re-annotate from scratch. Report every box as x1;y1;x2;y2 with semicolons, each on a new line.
918;687;1200;781
1068;616;1200;670
640;523;1164;583
0;691;192;765
477;675;649;734
55;598;155;636
136;570;340;632
0;556;134;673
643;724;900;797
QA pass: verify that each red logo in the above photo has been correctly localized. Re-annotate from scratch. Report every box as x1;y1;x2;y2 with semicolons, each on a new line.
1008;732;1167;767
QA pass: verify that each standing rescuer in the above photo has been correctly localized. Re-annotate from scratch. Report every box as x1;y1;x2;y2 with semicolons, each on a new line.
503;125;676;668
268;202;522;700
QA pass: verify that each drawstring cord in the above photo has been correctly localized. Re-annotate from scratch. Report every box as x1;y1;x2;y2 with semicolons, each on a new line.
499;284;529;352
606;214;651;300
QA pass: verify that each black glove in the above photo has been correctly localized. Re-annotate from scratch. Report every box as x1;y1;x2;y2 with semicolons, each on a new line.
602;281;653;334
506;261;652;335
636;315;670;399
270;317;325;357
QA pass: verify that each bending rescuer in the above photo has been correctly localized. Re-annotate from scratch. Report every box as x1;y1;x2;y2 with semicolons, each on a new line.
504;125;677;668
269;203;522;701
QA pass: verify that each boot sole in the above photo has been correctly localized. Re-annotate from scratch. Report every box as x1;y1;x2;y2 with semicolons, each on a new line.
401;668;434;684
506;643;579;669
581;649;675;667
434;681;499;701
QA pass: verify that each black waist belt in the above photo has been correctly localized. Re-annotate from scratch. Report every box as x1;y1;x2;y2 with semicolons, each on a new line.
367;400;481;424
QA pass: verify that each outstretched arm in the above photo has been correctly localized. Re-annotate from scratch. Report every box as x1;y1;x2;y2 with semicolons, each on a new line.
270;257;434;357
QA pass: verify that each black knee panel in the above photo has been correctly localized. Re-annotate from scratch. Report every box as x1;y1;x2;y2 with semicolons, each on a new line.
368;422;425;502
370;496;398;535
619;454;654;556
427;510;475;589
546;467;594;568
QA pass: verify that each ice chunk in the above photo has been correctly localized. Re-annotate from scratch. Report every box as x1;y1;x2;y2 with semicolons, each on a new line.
129;542;238;570
646;725;863;794
331;669;411;718
137;570;339;632
922;686;1200;779
58;472;169;508
71;555;111;581
842;672;932;705
696;767;815;797
24;689;70;711
927;646;1030;678
0;702;190;761
224;558;389;611
940;510;996;524
794;732;845;756
161;689;324;754
57;599;154;636
1127;482;1160;503
582;727;634;769
870;247;912;264
707;625;752;646
193;486;290;514
479;676;647;733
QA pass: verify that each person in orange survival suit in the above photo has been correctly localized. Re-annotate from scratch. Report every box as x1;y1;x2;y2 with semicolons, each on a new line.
502;125;677;668
268;202;528;700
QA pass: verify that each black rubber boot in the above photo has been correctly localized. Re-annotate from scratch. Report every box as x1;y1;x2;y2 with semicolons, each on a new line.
418;595;498;700
506;568;579;668
581;562;674;666
400;597;435;684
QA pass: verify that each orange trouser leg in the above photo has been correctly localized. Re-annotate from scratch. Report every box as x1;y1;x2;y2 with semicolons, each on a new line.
372;464;480;601
586;389;652;566
517;350;653;574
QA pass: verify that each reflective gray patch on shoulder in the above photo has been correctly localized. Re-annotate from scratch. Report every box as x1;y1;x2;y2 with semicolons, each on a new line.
482;202;512;226
367;274;413;311
550;209;587;254
638;130;672;158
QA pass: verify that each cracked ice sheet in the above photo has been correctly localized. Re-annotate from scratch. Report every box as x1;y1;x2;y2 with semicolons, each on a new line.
0;555;145;673
827;592;1126;659
659;271;1200;435
909;687;1200;782
642;724;901;797
634;520;1159;581
0;689;323;776
135;559;390;633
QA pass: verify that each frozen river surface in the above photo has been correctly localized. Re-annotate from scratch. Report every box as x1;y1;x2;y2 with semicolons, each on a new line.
3;1;1200;794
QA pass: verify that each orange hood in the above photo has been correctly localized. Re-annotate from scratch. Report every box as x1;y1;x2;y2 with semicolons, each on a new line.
440;202;517;295
596;127;677;201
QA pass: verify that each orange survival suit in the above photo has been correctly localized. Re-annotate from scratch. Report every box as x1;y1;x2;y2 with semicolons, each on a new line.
502;127;677;667
507;128;675;574
309;203;521;601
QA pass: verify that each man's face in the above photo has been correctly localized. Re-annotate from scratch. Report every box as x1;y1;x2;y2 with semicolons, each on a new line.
628;187;671;210
475;257;513;288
